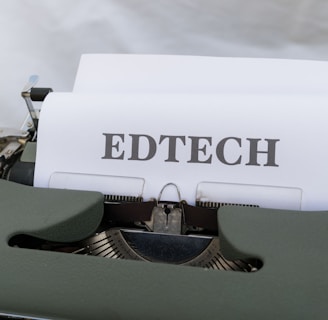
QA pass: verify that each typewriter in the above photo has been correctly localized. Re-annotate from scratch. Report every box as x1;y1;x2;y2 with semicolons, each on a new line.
0;55;328;319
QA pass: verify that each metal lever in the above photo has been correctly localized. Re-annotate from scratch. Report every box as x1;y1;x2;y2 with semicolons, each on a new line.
21;75;39;131
21;75;53;132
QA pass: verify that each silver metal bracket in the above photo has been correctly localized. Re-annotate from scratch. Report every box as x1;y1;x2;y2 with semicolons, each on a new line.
151;203;183;234
145;183;185;235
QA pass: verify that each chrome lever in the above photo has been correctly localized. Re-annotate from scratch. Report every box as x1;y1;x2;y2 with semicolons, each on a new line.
21;75;40;131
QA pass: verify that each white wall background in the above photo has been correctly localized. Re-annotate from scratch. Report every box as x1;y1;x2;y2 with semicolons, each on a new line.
1;0;328;127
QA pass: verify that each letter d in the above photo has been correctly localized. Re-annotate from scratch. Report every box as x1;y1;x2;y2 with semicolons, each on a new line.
128;134;157;161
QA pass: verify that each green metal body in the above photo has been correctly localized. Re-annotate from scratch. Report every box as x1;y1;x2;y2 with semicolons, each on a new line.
0;179;327;319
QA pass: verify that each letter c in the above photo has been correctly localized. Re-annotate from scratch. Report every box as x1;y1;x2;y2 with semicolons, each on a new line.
216;137;242;165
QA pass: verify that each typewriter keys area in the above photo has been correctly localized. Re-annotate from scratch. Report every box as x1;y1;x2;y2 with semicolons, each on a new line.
9;190;261;272
71;184;261;271
73;228;258;271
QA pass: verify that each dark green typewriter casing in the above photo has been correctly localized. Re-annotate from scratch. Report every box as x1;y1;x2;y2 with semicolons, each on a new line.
0;179;327;319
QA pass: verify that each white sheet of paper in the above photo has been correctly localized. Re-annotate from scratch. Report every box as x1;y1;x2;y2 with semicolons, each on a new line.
73;54;328;95
34;91;328;211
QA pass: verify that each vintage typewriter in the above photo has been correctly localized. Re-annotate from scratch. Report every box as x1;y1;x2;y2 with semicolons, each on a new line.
0;55;327;319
